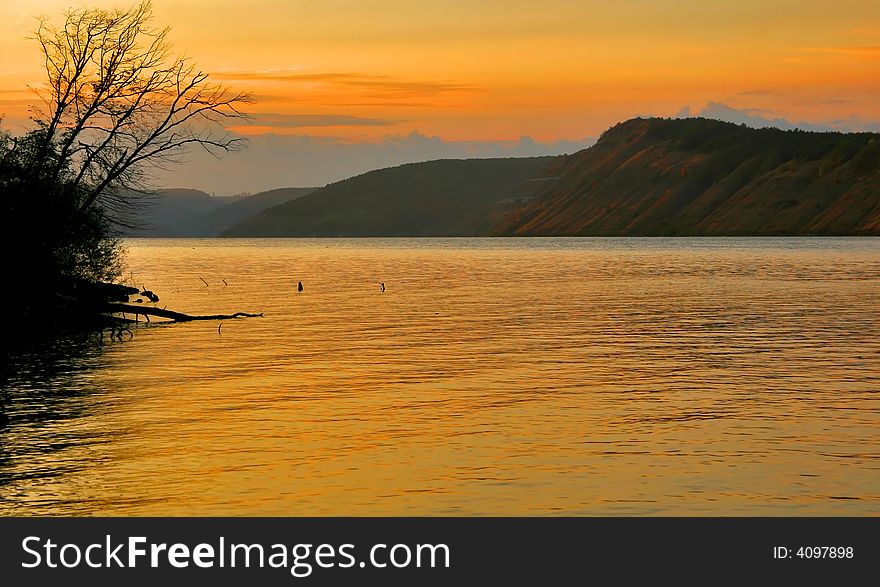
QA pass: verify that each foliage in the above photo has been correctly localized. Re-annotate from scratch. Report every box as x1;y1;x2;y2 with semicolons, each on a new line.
1;127;122;313
0;1;248;328
500;117;880;236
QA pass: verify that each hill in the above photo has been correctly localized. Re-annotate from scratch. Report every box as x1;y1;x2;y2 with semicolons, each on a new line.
162;187;317;236
120;188;225;235
223;157;556;237
122;187;315;236
496;117;880;236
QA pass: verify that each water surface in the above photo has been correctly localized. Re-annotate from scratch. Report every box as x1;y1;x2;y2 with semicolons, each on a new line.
2;237;878;515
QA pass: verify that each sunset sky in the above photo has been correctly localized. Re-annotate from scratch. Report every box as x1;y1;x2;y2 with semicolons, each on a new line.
2;0;880;192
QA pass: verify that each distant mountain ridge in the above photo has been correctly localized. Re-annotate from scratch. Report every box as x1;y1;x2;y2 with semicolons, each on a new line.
121;187;316;237
161;187;316;236
149;117;880;238
223;157;556;237
496;117;880;236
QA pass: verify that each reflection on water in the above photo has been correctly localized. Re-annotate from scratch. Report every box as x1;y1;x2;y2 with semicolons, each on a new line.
1;335;117;504
1;237;879;515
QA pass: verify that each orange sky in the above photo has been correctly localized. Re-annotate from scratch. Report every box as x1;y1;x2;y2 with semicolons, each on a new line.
1;0;880;142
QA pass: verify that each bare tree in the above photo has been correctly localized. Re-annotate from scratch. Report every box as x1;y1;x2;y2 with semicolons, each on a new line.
30;0;251;224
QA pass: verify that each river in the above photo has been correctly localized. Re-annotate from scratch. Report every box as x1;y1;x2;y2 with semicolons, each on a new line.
2;237;878;515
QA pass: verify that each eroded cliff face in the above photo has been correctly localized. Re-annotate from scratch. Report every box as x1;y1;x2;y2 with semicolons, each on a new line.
498;117;880;236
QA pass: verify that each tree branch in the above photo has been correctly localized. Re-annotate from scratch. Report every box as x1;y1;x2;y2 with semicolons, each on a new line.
104;303;263;322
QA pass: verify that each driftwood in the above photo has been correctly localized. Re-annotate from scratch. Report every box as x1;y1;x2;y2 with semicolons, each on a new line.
104;303;263;322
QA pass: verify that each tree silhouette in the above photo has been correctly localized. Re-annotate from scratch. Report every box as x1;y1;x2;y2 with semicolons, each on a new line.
29;0;251;224
1;1;251;331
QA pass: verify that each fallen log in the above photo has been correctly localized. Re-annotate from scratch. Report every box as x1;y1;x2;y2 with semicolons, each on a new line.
103;303;263;322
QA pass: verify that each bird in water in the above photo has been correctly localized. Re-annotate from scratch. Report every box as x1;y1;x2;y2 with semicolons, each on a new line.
140;289;159;303
379;282;385;292
297;281;304;292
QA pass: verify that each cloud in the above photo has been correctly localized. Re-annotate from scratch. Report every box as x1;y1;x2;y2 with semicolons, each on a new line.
0;98;33;107
210;70;480;109
212;70;480;100
674;102;880;134
795;98;853;106
825;115;880;133
739;88;783;96
797;46;880;59
240;113;396;129
676;102;835;132
698;102;835;131
147;131;595;195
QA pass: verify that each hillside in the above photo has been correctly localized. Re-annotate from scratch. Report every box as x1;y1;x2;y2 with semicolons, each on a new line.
120;188;225;235
223;157;556;237
122;187;315;236
162;187;317;236
496;117;880;236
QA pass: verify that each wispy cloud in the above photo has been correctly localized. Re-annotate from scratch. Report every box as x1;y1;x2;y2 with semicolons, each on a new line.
738;88;783;97
213;70;480;98
801;98;852;106
241;113;397;129
796;46;880;59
